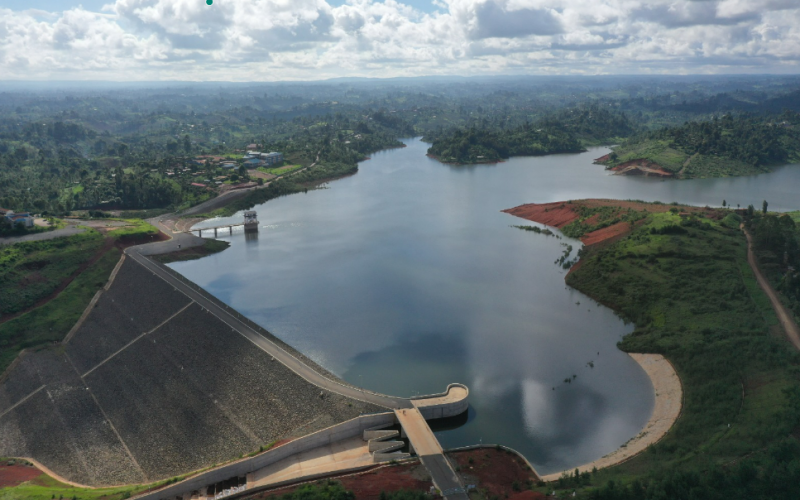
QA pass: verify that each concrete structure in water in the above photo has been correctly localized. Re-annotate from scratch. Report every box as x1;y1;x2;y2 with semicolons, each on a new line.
243;211;258;232
190;211;258;237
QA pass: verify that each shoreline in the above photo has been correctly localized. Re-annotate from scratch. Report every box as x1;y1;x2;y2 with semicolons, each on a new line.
540;353;683;481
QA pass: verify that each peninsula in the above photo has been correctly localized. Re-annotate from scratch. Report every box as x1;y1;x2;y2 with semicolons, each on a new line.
505;199;800;497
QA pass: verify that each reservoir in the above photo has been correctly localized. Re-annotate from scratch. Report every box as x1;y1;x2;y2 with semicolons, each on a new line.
171;138;800;475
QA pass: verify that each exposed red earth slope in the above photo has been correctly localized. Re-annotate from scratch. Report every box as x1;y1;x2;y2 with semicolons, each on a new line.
250;462;432;500
447;448;543;500
503;199;717;247
0;462;42;488
593;155;674;178
249;448;539;499
503;201;581;229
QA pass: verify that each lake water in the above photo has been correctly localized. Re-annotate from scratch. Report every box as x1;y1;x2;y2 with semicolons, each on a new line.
171;138;800;475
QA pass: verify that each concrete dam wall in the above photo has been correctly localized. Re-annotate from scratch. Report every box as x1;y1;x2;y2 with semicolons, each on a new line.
0;258;383;486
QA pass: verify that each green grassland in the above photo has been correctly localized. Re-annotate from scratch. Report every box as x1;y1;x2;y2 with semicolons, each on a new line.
207;161;358;218
603;139;761;178
0;458;198;500
0;470;140;500
153;239;230;264
0;248;120;374
257;164;303;176
0;231;106;318
546;206;800;498
107;219;160;243
0;219;159;374
598;113;800;179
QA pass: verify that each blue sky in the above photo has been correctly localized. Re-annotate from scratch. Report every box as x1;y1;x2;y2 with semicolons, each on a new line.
1;0;799;81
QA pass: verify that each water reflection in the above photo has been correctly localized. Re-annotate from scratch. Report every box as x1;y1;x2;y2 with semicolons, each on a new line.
173;138;800;475
245;231;259;244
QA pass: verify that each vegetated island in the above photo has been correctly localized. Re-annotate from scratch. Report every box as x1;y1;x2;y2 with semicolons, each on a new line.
505;199;800;498
426;105;635;164
596;111;800;179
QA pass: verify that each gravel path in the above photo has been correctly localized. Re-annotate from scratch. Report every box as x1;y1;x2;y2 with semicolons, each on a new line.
742;225;800;349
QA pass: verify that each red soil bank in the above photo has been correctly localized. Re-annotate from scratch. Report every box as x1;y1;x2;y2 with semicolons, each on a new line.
502;202;581;229
504;199;712;247
252;462;431;500
580;221;631;246
594;153;612;163
447;448;543;500
0;462;42;488
338;464;433;499
611;160;673;177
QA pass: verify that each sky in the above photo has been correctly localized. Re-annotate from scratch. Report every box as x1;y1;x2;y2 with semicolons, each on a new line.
1;0;799;81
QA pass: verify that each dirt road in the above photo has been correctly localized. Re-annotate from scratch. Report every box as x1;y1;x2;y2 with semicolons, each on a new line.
742;226;800;350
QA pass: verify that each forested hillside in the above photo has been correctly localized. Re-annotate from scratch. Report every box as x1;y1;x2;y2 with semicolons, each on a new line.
2;78;800;215
598;112;800;178
749;210;800;323
426;106;635;164
0;108;409;215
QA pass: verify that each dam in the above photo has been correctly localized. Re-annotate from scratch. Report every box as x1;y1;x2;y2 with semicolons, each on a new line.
0;245;471;498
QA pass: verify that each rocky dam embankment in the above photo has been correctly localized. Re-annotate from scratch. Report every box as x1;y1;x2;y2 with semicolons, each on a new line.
0;257;382;486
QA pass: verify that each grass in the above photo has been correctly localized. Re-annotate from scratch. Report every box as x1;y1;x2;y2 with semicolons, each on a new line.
153;239;230;264
604;139;764;178
0;473;143;500
0;459;192;500
0;221;160;374
106;219;160;243
116;208;171;219
0;231;106;317
0;249;120;374
207;161;357;218
559;203;800;493
788;211;800;224
257;164;303;176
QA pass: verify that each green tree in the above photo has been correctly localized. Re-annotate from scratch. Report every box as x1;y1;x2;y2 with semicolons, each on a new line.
763;200;769;214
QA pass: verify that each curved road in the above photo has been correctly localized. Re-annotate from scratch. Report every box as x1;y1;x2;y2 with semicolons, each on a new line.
0;225;85;246
125;246;412;410
742;225;800;350
179;151;321;217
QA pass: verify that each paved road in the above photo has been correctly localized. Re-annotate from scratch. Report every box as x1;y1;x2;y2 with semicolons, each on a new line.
0;225;85;246
742;226;800;349
396;408;468;500
125;247;412;410
137;217;206;256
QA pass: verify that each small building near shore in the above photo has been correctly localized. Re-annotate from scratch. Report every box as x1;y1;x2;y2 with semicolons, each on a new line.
260;152;283;166
5;212;34;227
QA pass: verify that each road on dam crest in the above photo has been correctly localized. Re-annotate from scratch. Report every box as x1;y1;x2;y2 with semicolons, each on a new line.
126;247;414;410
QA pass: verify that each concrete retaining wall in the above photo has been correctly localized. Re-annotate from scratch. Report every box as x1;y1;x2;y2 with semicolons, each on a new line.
412;383;469;420
133;412;396;500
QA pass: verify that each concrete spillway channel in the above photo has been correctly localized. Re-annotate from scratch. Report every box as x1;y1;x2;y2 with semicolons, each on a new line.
0;236;470;500
365;427;410;462
132;385;470;500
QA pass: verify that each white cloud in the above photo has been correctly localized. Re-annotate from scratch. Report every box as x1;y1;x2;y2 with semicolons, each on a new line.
0;0;798;80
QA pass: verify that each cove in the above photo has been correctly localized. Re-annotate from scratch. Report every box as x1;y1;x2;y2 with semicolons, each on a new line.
170;138;800;475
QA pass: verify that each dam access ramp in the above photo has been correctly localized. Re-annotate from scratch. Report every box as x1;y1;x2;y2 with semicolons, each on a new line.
392;386;471;500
